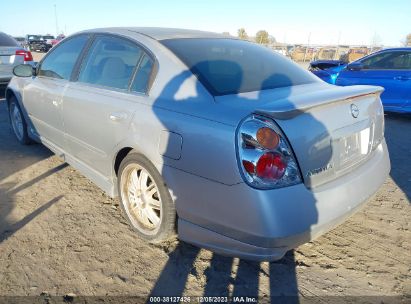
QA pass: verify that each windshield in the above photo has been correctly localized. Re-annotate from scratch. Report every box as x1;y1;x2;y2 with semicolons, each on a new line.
161;38;319;96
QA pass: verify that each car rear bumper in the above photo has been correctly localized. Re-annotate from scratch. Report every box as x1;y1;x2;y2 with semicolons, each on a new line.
164;140;390;261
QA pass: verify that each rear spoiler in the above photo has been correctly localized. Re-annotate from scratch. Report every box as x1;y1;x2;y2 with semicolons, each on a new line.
256;85;384;120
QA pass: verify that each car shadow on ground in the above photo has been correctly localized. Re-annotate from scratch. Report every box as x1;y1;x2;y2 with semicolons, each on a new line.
0;98;65;244
384;112;411;203
149;242;300;302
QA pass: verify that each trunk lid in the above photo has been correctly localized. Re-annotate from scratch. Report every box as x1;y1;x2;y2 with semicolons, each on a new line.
217;83;385;188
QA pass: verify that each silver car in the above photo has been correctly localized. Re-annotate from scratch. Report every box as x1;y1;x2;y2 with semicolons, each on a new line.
0;32;33;90
6;28;390;261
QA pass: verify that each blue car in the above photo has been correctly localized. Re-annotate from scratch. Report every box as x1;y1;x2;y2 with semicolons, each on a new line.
311;48;411;113
309;59;347;84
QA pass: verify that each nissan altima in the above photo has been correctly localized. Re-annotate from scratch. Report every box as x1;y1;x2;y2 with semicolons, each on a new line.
6;28;390;261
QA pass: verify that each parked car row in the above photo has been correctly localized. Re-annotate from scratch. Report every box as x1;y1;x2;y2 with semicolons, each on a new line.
0;31;68;91
12;34;66;53
309;48;411;113
288;45;379;62
5;27;390;261
26;34;54;52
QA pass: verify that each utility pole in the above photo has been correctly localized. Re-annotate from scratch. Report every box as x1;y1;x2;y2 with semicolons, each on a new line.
54;4;59;36
283;32;287;54
303;32;311;63
335;31;341;60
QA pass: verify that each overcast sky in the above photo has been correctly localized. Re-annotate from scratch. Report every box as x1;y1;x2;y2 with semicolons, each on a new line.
1;0;410;46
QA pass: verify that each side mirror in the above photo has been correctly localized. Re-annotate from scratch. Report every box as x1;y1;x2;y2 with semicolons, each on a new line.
347;62;364;71
13;64;34;77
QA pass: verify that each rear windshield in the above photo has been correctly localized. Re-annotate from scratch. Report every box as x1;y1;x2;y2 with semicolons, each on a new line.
161;38;318;96
0;33;18;47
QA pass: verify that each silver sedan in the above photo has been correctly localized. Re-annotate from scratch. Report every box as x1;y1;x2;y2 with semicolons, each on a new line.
6;28;390;261
0;32;33;90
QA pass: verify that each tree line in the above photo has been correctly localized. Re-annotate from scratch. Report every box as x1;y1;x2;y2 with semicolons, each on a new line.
237;28;275;45
403;33;411;46
237;29;411;47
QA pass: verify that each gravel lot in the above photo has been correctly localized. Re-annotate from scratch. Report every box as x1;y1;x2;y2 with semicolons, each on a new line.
0;55;410;302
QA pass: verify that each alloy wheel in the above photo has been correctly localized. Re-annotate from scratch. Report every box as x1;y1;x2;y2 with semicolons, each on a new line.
120;164;162;235
10;103;24;141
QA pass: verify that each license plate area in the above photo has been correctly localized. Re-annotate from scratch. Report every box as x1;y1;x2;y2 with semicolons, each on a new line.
338;128;370;165
0;56;12;65
333;120;374;173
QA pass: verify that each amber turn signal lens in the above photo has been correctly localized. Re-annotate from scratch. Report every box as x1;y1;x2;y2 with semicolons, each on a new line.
256;127;280;150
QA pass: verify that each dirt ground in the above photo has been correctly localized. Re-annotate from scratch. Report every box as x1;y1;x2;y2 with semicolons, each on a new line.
0;60;410;302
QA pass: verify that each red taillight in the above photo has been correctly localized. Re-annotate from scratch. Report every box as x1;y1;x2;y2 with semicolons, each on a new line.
256;152;286;180
237;114;301;189
15;50;33;62
242;160;255;175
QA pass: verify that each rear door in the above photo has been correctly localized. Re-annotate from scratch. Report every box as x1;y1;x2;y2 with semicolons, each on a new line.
22;35;89;149
336;50;411;110
62;34;155;177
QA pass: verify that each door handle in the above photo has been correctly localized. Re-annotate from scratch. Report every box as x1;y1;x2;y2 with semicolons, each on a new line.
394;76;411;81
109;112;128;122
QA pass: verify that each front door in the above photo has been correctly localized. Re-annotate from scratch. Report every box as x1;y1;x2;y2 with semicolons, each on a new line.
22;34;89;149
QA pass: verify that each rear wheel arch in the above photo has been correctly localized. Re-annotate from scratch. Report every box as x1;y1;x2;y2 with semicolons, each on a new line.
114;144;159;177
114;147;134;177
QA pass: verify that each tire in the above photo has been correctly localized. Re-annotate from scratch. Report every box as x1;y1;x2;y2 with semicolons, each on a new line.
118;151;176;243
9;97;32;145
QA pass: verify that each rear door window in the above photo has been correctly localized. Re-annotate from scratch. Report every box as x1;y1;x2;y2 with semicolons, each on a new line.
362;51;411;70
78;35;143;90
390;52;411;69
131;54;154;94
38;35;89;80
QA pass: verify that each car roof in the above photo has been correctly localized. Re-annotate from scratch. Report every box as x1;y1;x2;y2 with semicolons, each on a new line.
81;27;231;40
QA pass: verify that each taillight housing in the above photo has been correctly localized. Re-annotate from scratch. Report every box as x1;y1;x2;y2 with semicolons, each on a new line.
237;114;302;189
15;50;33;62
